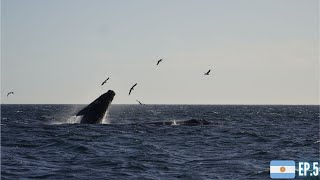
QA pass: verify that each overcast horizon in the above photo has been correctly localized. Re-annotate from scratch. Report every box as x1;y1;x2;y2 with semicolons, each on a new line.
1;0;319;105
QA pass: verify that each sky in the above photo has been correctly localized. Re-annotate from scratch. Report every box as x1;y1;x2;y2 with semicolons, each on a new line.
1;0;319;104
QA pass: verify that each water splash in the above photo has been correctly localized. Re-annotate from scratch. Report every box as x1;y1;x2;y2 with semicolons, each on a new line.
67;115;82;124
102;111;111;124
172;120;178;125
47;115;81;125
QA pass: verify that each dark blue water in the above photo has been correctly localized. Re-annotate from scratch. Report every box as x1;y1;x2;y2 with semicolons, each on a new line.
1;105;319;179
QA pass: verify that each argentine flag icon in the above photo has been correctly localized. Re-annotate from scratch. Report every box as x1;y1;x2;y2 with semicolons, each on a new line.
270;160;295;179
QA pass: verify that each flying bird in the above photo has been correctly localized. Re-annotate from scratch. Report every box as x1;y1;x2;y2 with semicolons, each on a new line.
156;59;163;66
136;100;143;105
129;83;137;95
204;69;211;75
101;77;110;86
7;92;14;97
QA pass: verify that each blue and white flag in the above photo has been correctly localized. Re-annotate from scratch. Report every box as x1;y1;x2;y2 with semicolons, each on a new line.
270;160;295;179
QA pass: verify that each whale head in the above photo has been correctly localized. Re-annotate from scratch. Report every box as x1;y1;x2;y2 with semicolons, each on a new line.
76;90;115;124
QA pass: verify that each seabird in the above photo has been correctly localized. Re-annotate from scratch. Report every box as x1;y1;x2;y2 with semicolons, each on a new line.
101;77;110;86
7;92;14;97
204;69;211;75
156;59;163;66
136;100;143;105
129;83;137;95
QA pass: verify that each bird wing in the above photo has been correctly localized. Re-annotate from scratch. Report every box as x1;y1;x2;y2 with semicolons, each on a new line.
129;84;137;95
101;78;109;85
129;88;133;95
207;70;211;73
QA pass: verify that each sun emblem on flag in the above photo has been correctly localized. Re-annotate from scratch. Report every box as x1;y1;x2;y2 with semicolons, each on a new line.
280;166;286;173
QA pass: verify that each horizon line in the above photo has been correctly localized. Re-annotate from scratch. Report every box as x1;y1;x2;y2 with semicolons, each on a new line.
1;103;319;106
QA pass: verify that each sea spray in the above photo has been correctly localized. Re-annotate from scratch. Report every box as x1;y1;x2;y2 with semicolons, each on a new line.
102;110;111;124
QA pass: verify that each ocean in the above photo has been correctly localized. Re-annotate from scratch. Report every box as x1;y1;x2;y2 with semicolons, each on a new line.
1;105;319;179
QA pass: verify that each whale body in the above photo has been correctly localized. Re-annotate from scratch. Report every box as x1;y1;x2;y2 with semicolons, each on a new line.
76;90;210;125
76;90;115;124
145;119;210;126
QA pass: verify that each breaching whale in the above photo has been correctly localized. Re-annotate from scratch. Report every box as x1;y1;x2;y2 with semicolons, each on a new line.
76;90;210;125
76;90;115;124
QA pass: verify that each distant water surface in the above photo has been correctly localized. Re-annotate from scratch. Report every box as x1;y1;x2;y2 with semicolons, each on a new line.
1;105;319;179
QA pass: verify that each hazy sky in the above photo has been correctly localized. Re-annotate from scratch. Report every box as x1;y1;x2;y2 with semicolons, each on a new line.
1;0;319;104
